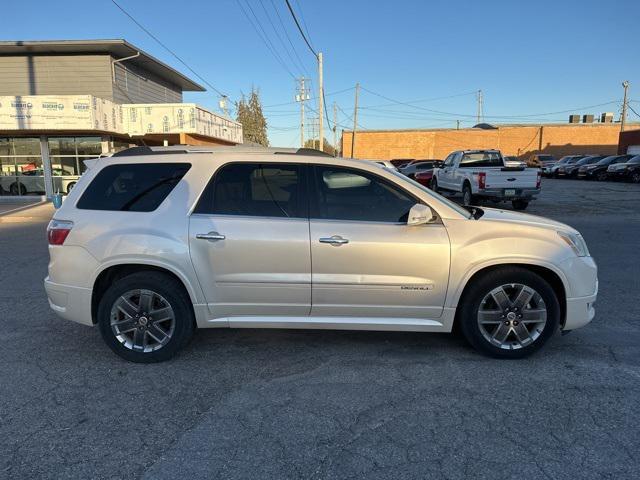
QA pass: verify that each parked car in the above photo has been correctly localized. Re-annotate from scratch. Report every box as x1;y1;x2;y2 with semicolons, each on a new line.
553;155;588;178
413;168;435;187
577;155;633;181
607;155;640;182
526;154;556;169
503;156;527;168
400;160;443;179
45;146;596;362
431;149;540;210
373;160;399;171
390;158;414;169
561;156;605;178
0;168;76;195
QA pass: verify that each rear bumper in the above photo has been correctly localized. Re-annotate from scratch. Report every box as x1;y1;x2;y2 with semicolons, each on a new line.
44;277;93;326
476;188;540;200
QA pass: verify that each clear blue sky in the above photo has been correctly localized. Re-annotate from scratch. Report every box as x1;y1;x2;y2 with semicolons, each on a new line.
4;0;639;146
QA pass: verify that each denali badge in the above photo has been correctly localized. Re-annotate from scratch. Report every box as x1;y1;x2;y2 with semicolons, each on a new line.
401;285;434;291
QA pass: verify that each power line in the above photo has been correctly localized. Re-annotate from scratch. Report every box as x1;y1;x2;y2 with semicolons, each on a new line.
359;90;478;110
284;0;317;58
263;86;354;108
360;86;621;120
268;0;310;76
258;0;307;76
628;104;640;119
110;0;229;98
235;0;297;79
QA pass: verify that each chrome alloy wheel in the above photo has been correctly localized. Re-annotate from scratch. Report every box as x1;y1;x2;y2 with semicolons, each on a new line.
110;289;175;353
477;283;547;350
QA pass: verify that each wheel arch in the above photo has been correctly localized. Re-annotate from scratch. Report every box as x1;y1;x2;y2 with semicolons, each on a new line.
452;262;568;328
91;263;198;325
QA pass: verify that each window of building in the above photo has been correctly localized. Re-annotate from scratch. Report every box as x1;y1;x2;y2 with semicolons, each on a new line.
0;138;44;196
194;163;304;218
77;163;191;212
48;137;102;194
310;165;416;223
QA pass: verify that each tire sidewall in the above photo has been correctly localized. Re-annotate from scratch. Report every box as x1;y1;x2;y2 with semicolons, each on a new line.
462;184;472;205
458;268;560;359
97;272;194;363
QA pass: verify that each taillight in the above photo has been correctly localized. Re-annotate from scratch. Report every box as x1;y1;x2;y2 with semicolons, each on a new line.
47;219;73;245
478;172;486;189
536;171;541;189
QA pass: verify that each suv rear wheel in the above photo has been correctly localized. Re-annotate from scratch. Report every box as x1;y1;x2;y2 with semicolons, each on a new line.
97;271;195;363
458;267;560;359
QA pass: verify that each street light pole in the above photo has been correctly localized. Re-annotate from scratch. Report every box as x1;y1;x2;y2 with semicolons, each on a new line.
318;52;324;152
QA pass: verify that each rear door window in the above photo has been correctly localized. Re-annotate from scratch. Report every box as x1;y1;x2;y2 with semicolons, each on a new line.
76;163;191;212
194;162;306;218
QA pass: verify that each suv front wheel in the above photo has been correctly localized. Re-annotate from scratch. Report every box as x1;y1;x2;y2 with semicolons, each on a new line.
97;271;195;363
458;267;560;358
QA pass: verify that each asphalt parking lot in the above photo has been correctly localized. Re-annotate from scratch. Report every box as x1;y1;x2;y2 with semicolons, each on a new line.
1;178;639;480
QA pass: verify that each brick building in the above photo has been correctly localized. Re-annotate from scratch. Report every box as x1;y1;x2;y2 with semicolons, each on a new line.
341;123;640;160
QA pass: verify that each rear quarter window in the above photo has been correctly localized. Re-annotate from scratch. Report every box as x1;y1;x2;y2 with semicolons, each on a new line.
76;163;191;212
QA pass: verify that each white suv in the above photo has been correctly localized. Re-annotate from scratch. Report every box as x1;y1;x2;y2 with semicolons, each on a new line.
44;146;598;362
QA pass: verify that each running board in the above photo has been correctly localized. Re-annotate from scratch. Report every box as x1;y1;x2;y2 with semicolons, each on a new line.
206;316;446;332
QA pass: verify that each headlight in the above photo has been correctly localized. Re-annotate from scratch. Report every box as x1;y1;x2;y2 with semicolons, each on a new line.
557;231;590;257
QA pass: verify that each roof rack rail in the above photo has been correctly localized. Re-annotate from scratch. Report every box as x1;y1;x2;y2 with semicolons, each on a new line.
111;145;336;157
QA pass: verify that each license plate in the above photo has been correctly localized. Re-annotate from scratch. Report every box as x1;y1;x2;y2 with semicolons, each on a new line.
504;189;516;196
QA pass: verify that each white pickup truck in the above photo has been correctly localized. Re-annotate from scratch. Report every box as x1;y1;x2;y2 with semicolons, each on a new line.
431;149;541;210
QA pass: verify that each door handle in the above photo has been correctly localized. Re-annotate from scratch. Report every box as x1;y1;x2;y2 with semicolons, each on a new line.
196;232;226;241
319;235;349;246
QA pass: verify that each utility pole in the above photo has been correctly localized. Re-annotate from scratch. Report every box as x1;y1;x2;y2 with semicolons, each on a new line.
218;95;229;116
476;89;483;124
295;78;309;148
351;82;360;158
621;80;630;132
317;52;324;152
333;101;338;156
456;120;460;130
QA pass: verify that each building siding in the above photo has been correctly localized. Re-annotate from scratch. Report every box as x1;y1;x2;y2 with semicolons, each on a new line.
341;124;640;160
113;63;182;104
0;55;113;98
0;54;183;104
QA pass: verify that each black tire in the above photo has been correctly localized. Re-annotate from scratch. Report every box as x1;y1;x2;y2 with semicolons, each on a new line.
462;182;474;205
458;267;560;359
511;199;529;210
9;183;26;195
596;171;608;182
97;271;195;363
66;181;77;194
631;171;640;184
430;177;439;193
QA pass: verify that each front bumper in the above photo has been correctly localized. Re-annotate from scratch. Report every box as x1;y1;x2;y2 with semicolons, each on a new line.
44;277;94;326
558;256;598;331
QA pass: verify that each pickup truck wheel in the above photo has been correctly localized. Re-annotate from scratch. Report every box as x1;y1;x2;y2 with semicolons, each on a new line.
458;267;560;359
511;200;529;210
462;183;473;205
97;271;195;363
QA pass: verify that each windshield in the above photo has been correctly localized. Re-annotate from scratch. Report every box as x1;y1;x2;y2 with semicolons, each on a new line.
628;156;640;164
388;169;472;219
596;156;618;165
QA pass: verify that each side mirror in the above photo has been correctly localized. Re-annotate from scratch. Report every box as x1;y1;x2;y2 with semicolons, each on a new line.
407;203;436;226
